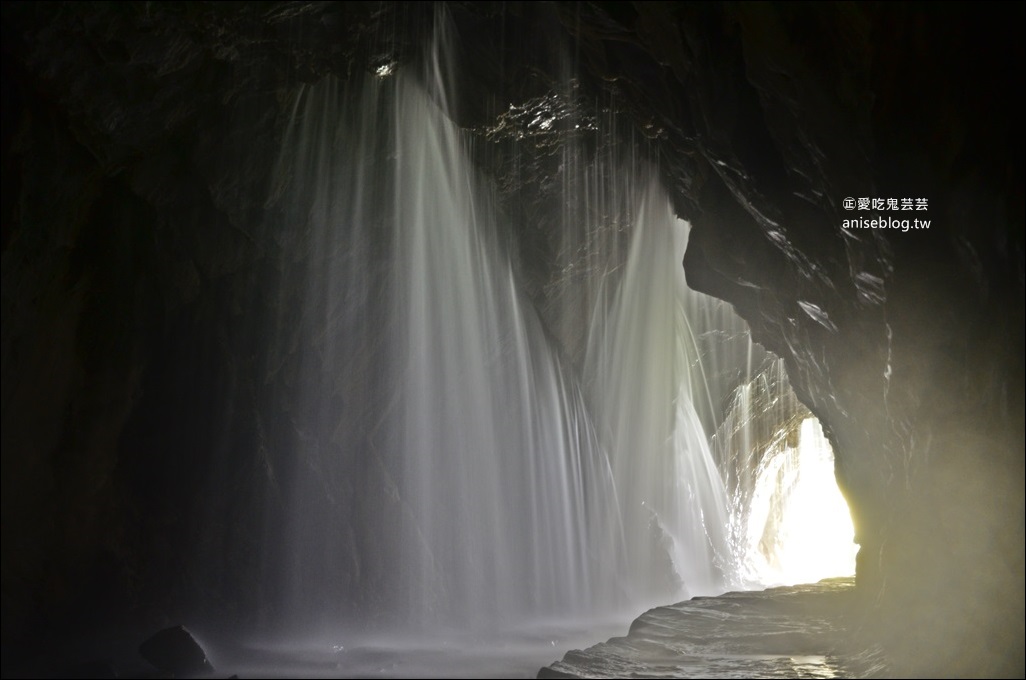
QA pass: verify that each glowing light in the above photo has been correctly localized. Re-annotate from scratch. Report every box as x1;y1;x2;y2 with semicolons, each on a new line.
742;417;857;586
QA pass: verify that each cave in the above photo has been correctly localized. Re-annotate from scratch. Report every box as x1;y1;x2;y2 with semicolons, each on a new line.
1;2;1022;678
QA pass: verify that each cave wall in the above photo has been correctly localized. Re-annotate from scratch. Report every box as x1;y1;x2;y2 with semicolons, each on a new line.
575;3;1024;675
1;2;1023;676
0;0;421;646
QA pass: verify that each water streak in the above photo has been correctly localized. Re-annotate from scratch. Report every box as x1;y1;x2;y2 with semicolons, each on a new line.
389;64;619;629
584;180;734;605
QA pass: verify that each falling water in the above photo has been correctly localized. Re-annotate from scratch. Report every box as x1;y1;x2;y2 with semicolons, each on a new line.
266;24;626;636
584;180;734;605
387;61;620;631
253;10;856;677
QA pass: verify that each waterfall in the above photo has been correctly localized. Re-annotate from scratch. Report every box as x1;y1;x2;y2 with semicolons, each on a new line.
387;63;618;631
260;8;850;648
267;29;623;634
583;179;734;604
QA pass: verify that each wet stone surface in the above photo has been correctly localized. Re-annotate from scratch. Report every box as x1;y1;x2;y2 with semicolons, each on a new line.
539;578;888;679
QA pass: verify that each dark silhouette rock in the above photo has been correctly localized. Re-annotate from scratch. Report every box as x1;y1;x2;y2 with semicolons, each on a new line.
138;625;213;676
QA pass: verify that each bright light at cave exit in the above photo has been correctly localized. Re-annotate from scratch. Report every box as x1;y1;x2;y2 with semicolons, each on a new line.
744;417;858;586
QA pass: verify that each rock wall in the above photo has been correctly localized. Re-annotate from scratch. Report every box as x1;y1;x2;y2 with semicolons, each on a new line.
575;3;1023;675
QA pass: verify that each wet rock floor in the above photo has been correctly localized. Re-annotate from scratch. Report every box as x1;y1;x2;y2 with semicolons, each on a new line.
538;577;889;679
